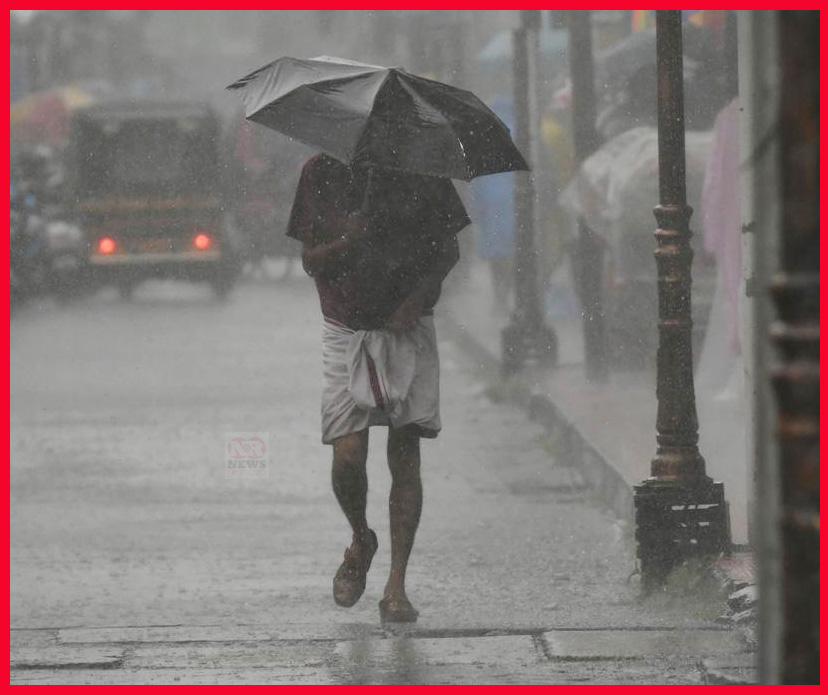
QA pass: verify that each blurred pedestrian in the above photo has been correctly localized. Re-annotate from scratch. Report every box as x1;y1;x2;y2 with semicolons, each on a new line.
287;153;470;622
468;95;515;313
697;19;741;399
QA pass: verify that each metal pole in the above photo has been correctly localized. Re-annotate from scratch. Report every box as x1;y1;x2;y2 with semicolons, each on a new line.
512;24;535;325
501;10;557;375
773;10;819;684
633;10;730;593
567;10;608;382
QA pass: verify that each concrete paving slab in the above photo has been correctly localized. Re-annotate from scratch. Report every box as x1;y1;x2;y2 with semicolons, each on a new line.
9;644;710;685
58;625;274;644
542;628;747;660
9;628;58;649
126;641;334;670
334;635;541;670
10;667;332;685
56;623;382;645
9;659;706;686
701;654;758;684
11;645;125;670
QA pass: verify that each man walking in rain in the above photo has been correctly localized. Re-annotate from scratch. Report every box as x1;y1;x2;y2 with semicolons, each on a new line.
287;154;470;623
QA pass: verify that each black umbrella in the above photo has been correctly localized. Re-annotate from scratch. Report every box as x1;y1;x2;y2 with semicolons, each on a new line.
594;24;729;133
226;55;528;180
595;24;717;93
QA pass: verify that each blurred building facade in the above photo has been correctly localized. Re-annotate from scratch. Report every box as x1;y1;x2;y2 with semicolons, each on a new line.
12;11;628;120
10;11;164;96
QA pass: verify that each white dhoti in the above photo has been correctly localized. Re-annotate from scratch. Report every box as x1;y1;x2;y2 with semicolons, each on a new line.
320;317;441;444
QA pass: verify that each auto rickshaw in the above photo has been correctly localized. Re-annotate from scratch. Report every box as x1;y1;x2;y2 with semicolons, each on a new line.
67;100;241;298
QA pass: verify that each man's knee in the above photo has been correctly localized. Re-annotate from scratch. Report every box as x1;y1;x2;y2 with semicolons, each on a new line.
332;431;368;471
387;427;421;479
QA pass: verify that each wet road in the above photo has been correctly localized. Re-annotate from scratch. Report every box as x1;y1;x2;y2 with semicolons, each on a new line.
11;273;735;683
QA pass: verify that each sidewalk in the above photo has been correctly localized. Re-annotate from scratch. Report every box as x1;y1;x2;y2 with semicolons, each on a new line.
441;262;655;523
11;624;748;684
442;260;750;542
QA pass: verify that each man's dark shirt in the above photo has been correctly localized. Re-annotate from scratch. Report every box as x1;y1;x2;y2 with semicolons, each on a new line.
287;154;470;330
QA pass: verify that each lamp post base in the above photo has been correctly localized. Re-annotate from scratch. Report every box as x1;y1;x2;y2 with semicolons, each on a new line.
633;478;731;594
501;316;558;377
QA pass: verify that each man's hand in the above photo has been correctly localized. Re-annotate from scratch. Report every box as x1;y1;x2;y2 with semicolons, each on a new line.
302;213;375;278
342;213;375;249
387;295;425;334
386;235;459;333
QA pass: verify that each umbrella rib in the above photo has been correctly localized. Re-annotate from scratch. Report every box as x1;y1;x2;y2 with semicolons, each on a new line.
400;74;470;180
351;70;395;165
441;117;471;180
401;82;472;180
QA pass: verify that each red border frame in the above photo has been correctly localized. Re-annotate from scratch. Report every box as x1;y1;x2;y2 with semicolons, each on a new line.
6;8;826;687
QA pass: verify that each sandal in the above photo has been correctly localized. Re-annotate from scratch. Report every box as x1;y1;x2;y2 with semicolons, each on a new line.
379;596;419;623
332;529;378;607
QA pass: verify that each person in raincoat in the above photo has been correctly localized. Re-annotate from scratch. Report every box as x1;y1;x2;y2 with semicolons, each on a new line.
287;153;470;622
468;95;516;313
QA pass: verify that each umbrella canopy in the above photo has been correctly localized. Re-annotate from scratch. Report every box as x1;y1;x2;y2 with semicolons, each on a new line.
595;23;718;93
226;55;529;180
594;23;730;133
476;28;568;78
10;85;94;148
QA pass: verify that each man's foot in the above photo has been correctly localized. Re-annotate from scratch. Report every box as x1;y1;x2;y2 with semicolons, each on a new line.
379;595;419;623
332;529;378;607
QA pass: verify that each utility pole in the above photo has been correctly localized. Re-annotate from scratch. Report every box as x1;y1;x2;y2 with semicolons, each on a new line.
567;10;608;383
632;10;730;593
501;9;558;376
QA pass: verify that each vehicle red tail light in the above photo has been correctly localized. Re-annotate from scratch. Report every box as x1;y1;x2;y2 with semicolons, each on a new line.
193;233;212;250
98;237;117;255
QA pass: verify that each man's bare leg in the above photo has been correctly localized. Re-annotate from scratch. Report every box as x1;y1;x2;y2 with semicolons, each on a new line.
332;430;371;540
331;430;377;607
383;425;422;619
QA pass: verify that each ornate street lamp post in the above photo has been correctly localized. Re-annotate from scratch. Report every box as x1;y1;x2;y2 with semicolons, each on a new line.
633;11;731;592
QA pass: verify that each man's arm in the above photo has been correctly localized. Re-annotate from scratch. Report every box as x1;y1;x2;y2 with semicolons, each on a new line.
288;159;373;279
301;214;373;278
387;235;460;333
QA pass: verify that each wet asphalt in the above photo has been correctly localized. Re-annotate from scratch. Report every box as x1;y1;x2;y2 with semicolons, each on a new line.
10;267;745;683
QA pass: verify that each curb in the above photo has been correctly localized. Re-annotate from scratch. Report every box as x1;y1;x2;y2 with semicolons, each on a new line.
440;313;633;522
709;552;758;656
